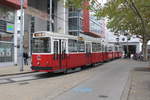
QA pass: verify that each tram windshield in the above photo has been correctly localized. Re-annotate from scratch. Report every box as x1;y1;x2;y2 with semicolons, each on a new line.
32;37;51;53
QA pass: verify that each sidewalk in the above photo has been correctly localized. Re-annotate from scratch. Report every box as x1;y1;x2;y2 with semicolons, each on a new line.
0;65;32;77
127;67;150;100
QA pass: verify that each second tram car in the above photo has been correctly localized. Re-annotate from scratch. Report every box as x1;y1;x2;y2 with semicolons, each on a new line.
31;31;122;73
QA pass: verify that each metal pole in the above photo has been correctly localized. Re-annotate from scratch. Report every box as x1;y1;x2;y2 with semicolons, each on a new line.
127;35;129;58
14;11;18;66
19;0;24;71
49;0;52;32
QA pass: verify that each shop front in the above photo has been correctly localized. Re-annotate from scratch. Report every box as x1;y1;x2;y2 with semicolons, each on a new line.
0;4;15;64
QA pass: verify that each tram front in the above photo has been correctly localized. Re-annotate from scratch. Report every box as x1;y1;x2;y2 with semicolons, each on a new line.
31;33;53;72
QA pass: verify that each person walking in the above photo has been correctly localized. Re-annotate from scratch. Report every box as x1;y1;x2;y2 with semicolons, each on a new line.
23;52;28;65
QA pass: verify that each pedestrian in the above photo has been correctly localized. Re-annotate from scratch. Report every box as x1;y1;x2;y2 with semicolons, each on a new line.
23;52;28;65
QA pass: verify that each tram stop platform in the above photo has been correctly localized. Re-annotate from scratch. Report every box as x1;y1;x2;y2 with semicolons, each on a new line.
122;66;150;100
0;65;32;77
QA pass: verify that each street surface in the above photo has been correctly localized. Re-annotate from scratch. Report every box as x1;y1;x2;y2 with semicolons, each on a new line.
0;59;148;100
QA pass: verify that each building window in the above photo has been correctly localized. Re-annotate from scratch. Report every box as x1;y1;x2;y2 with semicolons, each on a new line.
69;18;79;30
69;32;78;36
47;21;50;31
69;18;82;30
31;16;35;33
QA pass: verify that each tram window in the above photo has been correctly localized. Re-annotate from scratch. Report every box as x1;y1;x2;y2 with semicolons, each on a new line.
54;41;58;54
86;43;91;53
68;39;78;52
101;45;104;52
62;41;66;53
108;47;112;52
78;41;85;52
97;43;101;52
115;46;118;51
92;43;97;52
32;38;51;53
105;46;107;52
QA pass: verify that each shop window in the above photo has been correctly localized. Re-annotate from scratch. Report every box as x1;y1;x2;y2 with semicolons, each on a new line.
0;42;13;62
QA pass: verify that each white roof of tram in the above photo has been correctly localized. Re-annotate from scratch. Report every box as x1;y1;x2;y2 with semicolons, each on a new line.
33;31;102;43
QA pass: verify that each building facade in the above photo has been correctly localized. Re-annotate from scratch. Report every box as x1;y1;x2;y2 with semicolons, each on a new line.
107;31;141;55
15;0;104;65
15;0;68;64
68;1;105;39
0;0;27;66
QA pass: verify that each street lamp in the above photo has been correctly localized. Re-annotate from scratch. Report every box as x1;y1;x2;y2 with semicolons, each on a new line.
124;33;131;58
19;0;24;71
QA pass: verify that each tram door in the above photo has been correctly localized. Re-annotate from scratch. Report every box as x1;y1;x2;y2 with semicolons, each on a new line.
86;42;92;65
53;39;67;70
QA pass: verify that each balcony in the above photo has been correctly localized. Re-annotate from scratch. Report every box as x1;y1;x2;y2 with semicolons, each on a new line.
0;0;28;9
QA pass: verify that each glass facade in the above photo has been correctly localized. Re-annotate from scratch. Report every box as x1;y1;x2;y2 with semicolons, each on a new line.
90;19;101;34
0;5;15;63
69;18;82;31
68;7;83;36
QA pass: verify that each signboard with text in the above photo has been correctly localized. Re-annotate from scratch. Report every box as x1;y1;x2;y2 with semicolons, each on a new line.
6;23;14;33
0;20;14;34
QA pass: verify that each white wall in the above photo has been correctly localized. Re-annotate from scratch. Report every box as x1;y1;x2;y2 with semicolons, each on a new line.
57;0;68;34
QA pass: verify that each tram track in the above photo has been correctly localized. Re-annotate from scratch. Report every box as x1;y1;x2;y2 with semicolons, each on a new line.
0;62;104;85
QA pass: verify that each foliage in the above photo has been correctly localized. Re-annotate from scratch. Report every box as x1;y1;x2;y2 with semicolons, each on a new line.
66;0;150;60
66;0;150;38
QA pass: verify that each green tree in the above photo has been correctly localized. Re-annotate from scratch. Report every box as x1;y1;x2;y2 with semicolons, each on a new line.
66;0;150;61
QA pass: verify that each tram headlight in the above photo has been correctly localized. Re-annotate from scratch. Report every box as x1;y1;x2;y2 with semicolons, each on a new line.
37;62;40;65
46;61;49;65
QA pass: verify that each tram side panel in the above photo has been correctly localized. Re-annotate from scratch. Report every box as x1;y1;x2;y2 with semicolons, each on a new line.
92;52;103;64
67;53;87;69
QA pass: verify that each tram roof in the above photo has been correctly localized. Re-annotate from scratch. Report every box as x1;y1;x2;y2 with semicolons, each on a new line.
33;31;102;43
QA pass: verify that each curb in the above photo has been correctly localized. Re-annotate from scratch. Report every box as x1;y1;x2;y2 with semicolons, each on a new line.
0;71;36;77
120;70;132;100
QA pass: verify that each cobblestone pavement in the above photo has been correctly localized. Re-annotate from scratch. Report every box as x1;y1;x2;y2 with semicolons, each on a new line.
0;59;149;100
127;67;150;100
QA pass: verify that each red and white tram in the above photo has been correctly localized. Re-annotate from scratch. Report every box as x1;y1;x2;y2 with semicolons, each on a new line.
31;31;122;73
